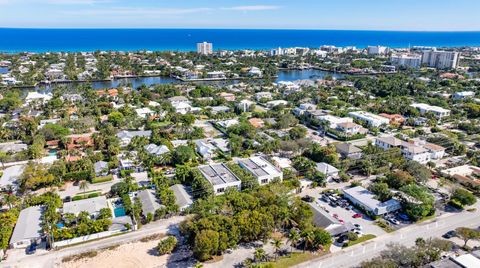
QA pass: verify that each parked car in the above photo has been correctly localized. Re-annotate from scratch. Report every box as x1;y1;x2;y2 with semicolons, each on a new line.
388;218;400;225
354;230;364;236
443;230;457;239
333;214;339;218
26;243;37;255
398;213;409;221
354;223;362;230
353;213;362;218
301;195;314;203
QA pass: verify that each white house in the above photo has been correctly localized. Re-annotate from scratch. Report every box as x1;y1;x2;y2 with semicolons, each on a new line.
144;144;170;156
25;92;52;105
198;163;242;195
237;156;283;185
236;99;255;112
255;92;272;101
315;162;339;179
410;103;451;119
173;102;193;115
375;136;443;164
317;115;353;129
195;139;217;159
453;91;475;100
62;196;109;218
135;107;155;118
9;206;43;249
348;111;390;127
293;103;317;116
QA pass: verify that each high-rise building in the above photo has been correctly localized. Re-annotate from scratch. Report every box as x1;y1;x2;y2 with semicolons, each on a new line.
197;42;213;55
390;54;422;69
367;45;389;55
421;50;460;69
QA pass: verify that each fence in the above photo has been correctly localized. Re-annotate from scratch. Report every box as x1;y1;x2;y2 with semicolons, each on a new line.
53;229;126;248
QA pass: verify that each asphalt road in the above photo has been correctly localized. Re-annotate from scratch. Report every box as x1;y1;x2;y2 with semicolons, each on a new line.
294;209;480;268
3;216;186;268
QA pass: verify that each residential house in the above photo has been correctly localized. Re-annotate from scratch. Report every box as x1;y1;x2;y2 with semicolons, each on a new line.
255;92;272;101
94;161;109;177
137;189;163;217
198;163;242;195
335;143;362;160
219;92;236;102
237;156;283;185
0;141;28;153
236;99;255;112
293;103;317;116
410;103;451;119
65;133;94;151
375;136;434;164
348;111;390;127
317;115;353;129
0;165;25;191
144;144;170;156
9;206;43;248
266;100;288;108
379;113;405;125
335;122;368;137
453;91;475;100
135;107;155;119
116;130;152;147
62;196;109;218
25;92;52;105
248;118;264;128
170;184;194;211
315;162;340;179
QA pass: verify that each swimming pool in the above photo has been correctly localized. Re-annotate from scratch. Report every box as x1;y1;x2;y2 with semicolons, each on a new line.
114;207;126;217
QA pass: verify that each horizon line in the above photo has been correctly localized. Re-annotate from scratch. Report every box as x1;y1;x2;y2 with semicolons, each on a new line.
1;27;480;33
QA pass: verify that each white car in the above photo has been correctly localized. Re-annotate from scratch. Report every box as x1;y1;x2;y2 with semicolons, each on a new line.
354;224;362;230
389;218;400;225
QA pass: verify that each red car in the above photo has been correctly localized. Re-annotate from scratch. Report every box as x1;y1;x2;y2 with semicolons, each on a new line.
353;213;362;218
339;219;345;224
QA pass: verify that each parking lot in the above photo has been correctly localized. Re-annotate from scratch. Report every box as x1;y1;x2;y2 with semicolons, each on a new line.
302;189;386;249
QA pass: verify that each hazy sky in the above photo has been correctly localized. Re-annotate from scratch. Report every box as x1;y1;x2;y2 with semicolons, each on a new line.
0;0;479;31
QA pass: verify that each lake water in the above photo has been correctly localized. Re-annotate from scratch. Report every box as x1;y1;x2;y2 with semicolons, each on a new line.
35;69;343;90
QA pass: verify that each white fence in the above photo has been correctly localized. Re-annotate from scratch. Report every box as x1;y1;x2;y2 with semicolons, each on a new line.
53;229;126;248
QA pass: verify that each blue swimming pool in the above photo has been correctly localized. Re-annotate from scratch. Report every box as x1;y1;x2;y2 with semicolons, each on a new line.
114;207;126;217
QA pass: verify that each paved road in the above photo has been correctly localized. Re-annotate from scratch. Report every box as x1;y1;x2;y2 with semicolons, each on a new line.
3;216;186;268
294;209;480;268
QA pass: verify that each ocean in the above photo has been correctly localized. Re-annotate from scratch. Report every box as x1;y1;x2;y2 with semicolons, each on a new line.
1;28;480;53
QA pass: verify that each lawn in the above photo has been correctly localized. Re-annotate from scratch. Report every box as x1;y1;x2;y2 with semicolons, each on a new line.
92;175;113;184
263;251;325;268
344;234;376;247
375;220;395;233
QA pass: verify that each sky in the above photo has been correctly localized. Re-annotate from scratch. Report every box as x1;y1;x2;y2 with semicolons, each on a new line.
0;0;479;31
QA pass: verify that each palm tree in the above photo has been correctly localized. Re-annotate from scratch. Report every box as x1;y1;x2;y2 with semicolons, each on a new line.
301;230;314;253
79;180;89;196
254;248;266;263
2;193;18;209
271;238;283;261
288;229;300;253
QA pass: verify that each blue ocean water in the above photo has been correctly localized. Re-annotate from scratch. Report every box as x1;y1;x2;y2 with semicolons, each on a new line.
1;28;480;53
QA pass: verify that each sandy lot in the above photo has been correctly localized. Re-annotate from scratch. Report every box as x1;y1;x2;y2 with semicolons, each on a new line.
60;239;168;268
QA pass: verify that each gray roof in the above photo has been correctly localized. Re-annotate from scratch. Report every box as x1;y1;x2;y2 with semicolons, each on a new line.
0;165;25;188
63;196;108;215
198;163;241;186
116;130;152;140
309;204;339;228
94;161;108;174
335;143;362;155
144;144;170;156
315;162;339;175
170;184;193;209
10;206;43;244
0;141;28;153
137;189;163;216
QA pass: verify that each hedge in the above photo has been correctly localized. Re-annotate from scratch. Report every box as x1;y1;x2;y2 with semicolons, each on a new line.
92;175;113;184
72;192;101;201
64;170;93;181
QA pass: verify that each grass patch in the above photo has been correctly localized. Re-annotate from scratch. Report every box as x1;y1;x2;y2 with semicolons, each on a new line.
92;175;113;184
62;250;98;263
416;214;436;223
72;191;101;201
344;234;376;247
375;220;395;233
263;252;321;268
139;233;166;243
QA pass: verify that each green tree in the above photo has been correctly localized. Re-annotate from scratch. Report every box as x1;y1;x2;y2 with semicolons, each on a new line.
193;229;219;261
456;227;480;247
157;236;177;255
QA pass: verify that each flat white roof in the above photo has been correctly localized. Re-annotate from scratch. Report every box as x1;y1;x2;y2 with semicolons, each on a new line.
238;156;282;178
411;103;450;113
454;254;480;268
